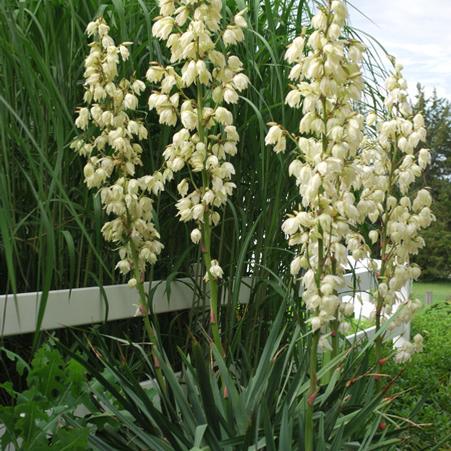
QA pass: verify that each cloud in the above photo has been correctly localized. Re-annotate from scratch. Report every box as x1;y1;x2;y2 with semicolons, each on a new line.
349;0;451;98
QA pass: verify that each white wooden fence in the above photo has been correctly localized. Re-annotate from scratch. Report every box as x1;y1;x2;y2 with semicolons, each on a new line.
0;259;410;343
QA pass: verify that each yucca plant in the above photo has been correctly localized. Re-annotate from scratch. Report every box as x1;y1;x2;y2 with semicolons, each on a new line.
1;305;406;450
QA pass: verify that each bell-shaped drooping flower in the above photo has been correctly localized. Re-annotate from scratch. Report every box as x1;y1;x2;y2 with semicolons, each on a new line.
148;0;248;282
72;18;168;281
394;334;423;364
358;62;434;362
265;0;368;334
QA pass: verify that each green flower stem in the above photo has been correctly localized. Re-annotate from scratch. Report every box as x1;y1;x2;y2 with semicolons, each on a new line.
321;318;339;385
129;242;167;394
305;330;320;451
201;220;225;355
196;83;224;355
330;258;339;359
323;255;339;384
375;142;398;378
305;235;324;451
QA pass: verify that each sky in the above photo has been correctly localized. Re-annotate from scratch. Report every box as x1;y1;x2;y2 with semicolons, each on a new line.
348;0;451;100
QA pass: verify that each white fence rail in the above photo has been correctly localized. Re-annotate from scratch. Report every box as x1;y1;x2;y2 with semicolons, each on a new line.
0;261;410;343
0;278;251;336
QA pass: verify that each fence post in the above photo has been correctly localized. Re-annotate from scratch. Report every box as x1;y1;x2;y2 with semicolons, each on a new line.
424;291;433;306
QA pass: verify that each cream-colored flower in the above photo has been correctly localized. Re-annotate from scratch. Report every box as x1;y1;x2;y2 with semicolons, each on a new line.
209;259;224;279
266;0;371;336
73;17;164;285
290;256;302;276
190;228;202;244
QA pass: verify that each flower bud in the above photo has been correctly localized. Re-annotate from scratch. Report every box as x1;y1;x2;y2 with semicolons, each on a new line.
128;278;137;288
190;228;202;244
311;317;321;332
369;230;379;244
290;256;302;276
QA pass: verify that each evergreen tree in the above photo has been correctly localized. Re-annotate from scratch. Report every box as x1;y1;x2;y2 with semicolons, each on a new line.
413;85;451;280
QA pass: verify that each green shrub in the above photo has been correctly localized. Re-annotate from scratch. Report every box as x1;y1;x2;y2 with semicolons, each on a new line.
0;343;90;450
387;302;451;449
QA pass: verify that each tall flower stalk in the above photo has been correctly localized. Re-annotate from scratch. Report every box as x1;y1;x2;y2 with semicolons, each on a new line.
73;18;168;389
265;1;369;448
149;0;248;353
360;62;434;368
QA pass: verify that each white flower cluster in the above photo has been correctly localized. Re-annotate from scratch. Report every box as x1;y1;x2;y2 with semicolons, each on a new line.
72;18;166;281
360;63;434;362
149;0;249;279
265;0;369;343
394;334;423;364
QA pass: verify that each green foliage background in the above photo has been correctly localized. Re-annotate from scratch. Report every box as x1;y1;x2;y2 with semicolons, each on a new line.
413;87;451;281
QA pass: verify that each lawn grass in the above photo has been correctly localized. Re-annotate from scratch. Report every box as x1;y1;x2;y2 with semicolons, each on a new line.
411;281;451;304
